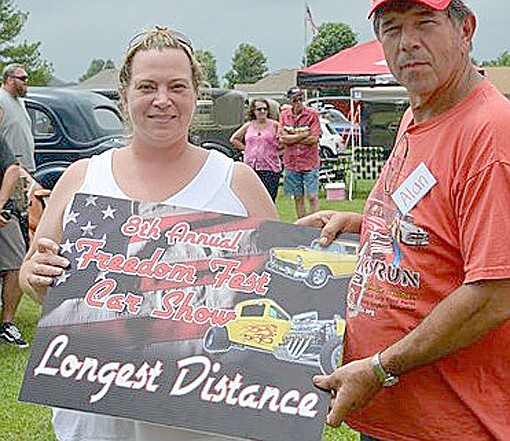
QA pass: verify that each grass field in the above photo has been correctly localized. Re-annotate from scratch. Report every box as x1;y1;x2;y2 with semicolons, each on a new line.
276;181;371;223
0;183;374;441
0;296;56;441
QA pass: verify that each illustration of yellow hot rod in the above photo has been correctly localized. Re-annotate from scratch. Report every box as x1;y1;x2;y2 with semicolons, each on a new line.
203;298;345;374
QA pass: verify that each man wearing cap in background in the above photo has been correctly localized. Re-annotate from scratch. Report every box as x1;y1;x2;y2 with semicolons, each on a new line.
279;86;321;218
299;1;510;440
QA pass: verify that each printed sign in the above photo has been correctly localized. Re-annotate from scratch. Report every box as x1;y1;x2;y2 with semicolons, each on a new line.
21;194;355;441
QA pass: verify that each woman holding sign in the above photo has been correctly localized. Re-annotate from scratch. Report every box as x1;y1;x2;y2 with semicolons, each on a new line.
20;27;276;441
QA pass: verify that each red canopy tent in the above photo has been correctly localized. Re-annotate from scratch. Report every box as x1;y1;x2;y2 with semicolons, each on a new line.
297;39;398;88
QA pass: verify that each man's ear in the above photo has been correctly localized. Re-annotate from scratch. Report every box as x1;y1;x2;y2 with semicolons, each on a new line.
461;14;476;52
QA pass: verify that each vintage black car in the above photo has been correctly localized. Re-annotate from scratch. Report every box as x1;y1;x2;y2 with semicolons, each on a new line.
94;87;246;161
26;87;126;189
189;88;246;161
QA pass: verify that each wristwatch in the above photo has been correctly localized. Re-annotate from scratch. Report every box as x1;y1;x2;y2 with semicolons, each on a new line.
371;352;399;387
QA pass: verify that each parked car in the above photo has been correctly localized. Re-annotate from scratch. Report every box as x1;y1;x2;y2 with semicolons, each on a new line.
94;87;246;161
26;87;126;189
266;238;359;289
189;88;247;160
319;107;360;146
319;117;345;159
203;298;345;374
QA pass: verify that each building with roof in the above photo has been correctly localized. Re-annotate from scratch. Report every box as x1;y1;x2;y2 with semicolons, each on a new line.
64;64;510;102
484;66;510;99
234;68;298;102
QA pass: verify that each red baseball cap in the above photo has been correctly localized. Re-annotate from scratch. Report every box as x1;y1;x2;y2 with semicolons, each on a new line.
368;0;453;18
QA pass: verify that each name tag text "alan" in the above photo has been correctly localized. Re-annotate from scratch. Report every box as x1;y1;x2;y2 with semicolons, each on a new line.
391;162;437;215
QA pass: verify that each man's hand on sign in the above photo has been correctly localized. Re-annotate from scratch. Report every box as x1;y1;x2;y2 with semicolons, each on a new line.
296;210;363;246
313;357;380;427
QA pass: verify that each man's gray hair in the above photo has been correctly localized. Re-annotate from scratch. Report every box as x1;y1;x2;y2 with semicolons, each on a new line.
2;63;26;81
447;0;474;24
373;0;474;37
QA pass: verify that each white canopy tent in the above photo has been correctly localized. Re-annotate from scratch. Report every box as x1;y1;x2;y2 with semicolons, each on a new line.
348;86;409;200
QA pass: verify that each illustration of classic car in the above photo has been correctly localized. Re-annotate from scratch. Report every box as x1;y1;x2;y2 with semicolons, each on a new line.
203;298;345;374
265;239;358;288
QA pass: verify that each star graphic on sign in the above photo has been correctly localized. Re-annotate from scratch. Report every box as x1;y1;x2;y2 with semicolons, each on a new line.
55;271;71;286
60;239;74;254
75;254;85;268
80;221;97;237
65;210;79;226
95;271;109;282
102;205;116;220
85;195;98;206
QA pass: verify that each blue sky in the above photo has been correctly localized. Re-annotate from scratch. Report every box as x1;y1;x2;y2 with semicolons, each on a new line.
14;0;508;83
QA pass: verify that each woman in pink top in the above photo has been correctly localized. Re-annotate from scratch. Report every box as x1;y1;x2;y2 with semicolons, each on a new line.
230;99;282;200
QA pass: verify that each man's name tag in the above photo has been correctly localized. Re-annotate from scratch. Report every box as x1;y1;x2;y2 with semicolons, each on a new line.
391;162;437;215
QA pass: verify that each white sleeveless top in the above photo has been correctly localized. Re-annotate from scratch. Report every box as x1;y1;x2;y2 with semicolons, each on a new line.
54;148;247;441
73;148;247;215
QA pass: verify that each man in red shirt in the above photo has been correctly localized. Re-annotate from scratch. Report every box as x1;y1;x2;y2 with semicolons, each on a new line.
279;87;321;218
299;1;510;440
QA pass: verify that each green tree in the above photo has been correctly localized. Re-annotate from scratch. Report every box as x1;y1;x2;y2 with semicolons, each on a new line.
224;43;268;89
104;59;115;70
305;22;358;67
79;58;116;82
482;50;510;67
196;49;219;87
0;0;53;85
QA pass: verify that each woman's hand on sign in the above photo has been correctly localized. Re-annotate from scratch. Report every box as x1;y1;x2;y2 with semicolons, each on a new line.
19;237;70;304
